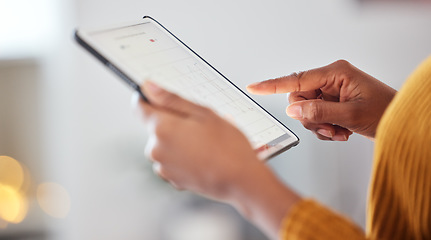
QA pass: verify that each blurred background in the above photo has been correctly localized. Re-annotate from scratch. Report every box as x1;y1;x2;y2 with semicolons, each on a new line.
1;0;431;239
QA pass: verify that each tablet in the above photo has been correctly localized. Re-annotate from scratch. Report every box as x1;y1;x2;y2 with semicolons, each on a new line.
75;16;299;160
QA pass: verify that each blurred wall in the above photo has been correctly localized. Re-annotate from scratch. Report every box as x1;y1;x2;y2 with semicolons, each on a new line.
2;0;431;239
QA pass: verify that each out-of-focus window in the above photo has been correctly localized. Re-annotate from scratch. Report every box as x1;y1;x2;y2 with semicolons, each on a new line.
0;0;60;59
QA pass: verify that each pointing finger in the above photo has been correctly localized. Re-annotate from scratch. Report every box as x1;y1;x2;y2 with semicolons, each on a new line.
246;69;327;95
247;60;354;95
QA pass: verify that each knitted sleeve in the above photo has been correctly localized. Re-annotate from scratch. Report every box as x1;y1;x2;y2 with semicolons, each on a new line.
280;55;431;240
280;199;365;240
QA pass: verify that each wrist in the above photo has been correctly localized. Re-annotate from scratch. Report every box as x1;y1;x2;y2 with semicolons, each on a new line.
227;160;301;239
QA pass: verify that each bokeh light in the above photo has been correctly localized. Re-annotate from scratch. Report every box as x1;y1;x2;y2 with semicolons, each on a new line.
0;184;28;223
0;156;24;190
0;156;29;225
37;182;71;219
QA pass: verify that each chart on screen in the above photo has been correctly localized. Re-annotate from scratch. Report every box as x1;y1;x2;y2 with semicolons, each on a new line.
90;22;289;148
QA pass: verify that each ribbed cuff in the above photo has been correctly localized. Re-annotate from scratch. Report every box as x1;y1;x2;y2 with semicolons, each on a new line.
280;199;365;240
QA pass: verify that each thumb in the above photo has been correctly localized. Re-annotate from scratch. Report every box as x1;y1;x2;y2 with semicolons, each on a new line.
142;81;206;117
286;100;355;126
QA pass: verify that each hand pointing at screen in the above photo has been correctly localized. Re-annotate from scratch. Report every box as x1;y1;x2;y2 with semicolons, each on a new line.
247;60;397;141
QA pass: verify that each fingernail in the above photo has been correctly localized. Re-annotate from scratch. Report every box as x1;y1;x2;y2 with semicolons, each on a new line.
332;135;348;141
246;82;260;89
286;105;302;119
145;81;162;94
317;129;333;138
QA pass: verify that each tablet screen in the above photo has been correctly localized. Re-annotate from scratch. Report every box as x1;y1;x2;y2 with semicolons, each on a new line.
76;17;299;159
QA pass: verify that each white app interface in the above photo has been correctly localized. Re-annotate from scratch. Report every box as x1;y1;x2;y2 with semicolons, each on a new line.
89;21;294;152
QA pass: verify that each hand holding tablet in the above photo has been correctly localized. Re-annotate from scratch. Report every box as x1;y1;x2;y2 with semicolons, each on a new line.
75;16;299;160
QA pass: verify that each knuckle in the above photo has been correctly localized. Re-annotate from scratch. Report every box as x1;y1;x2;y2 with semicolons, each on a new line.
150;147;163;161
333;59;351;68
302;122;316;131
293;71;306;92
288;92;298;103
264;78;279;94
331;60;358;82
305;101;323;122
288;91;311;103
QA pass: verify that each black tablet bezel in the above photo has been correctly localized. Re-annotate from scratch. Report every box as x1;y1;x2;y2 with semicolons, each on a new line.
74;16;299;160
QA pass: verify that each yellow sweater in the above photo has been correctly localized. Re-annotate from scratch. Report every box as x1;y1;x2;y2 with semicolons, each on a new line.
281;56;431;240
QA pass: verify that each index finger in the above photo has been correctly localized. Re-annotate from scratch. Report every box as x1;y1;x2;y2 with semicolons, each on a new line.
246;64;335;95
